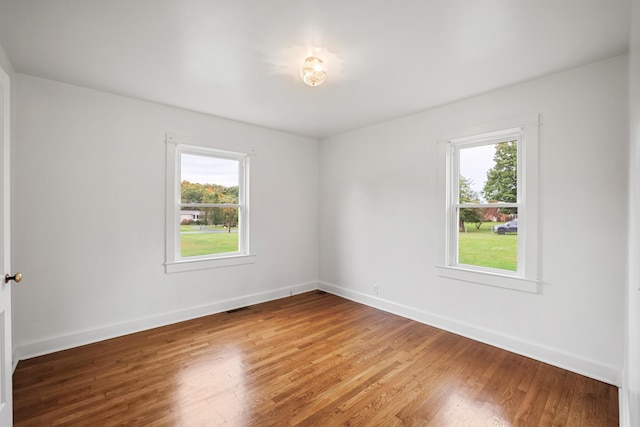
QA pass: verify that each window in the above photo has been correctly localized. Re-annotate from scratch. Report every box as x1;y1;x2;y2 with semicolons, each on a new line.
165;134;254;273
437;115;539;292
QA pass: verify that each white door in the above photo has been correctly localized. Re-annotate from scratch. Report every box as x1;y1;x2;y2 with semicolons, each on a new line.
0;63;14;426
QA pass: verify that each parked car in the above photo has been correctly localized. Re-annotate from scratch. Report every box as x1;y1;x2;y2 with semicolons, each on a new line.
493;220;518;235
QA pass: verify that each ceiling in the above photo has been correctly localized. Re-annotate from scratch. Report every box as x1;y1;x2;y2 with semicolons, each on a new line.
0;0;631;139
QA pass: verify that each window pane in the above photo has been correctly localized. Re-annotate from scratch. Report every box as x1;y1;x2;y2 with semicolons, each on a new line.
459;140;517;203
180;207;239;257
181;154;239;203
458;207;518;271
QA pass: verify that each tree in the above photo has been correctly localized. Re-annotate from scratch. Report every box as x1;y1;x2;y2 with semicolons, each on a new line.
482;141;517;204
181;181;207;203
459;175;484;231
459;175;478;203
218;193;239;232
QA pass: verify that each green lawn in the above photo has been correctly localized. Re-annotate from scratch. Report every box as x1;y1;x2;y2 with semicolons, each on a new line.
180;222;516;268
458;222;517;271
180;226;238;257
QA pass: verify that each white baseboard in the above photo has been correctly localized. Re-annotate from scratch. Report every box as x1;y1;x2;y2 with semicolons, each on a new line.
13;281;317;363
318;280;622;387
619;386;631;427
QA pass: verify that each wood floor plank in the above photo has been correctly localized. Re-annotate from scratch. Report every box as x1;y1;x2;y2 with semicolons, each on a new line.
13;291;618;426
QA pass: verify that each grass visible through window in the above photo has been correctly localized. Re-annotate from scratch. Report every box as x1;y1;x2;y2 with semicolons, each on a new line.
180;225;239;257
458;222;517;271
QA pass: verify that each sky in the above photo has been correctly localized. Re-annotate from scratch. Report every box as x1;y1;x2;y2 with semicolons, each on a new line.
180;146;496;195
181;154;239;187
459;144;496;201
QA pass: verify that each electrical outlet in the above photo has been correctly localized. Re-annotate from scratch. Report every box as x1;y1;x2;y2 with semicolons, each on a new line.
373;284;379;295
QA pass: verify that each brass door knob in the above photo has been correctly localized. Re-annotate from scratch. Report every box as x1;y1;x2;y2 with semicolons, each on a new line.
5;273;22;284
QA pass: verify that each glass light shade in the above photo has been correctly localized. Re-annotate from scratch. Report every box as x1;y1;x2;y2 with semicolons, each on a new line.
300;56;327;87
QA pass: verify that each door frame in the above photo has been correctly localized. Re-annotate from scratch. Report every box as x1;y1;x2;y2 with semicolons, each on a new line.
0;61;13;427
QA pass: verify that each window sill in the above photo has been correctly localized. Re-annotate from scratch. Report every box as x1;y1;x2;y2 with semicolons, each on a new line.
165;254;256;274
436;265;539;293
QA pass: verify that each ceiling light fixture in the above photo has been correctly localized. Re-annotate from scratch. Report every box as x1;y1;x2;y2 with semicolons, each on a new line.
300;56;327;87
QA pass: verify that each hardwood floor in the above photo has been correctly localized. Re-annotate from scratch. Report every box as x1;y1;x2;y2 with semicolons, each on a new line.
13;291;618;426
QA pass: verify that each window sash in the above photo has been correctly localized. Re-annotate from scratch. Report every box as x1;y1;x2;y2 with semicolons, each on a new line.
180;203;241;208
177;206;244;259
174;149;247;260
448;135;524;276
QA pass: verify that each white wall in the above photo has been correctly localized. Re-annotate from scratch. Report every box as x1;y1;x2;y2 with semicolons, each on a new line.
12;75;319;358
319;56;628;385
625;0;640;424
0;44;13;78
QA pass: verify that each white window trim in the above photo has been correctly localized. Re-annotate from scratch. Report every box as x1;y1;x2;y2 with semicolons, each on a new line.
436;114;540;293
164;133;255;273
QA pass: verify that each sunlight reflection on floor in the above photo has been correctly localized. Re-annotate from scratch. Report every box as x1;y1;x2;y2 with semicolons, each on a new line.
435;389;513;426
175;345;249;425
